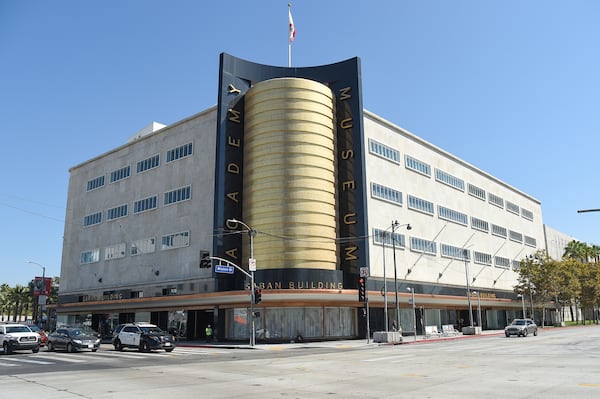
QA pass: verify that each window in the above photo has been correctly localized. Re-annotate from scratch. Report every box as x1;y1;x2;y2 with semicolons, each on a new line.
373;228;406;248
474;251;492;266
467;183;486;201
130;237;156;256
509;230;523;243
524;235;537;247
83;212;102;227
471;216;489;233
107;204;128;221
110;166;131;183
506;201;520;215
136;154;160;173
521;208;534;221
368;139;400;163
491;224;507;238
80;249;100;264
410;237;437;255
105;243;126;260
495;256;510;269
488;192;504;209
161;231;190;250
435;169;464;191
405;155;431;177
166;143;193;163
512;260;521;270
86;176;105;191
131;291;144;298
371;182;403;205
438;205;468;226
134;195;158;214
407;195;434;215
164;186;191;206
441;244;469;260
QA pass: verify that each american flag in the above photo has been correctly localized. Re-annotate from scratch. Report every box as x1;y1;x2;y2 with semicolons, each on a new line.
288;6;296;42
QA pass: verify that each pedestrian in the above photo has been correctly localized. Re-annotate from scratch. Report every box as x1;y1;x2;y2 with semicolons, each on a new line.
392;320;398;331
205;324;213;342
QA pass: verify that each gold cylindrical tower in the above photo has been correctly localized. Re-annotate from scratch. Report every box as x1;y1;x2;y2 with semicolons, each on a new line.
243;77;337;270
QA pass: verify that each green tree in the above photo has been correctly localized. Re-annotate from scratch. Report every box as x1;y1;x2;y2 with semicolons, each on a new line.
0;283;10;321
7;285;29;322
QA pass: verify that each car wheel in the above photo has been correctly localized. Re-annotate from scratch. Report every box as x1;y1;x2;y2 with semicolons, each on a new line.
505;332;510;337
48;342;55;351
114;339;123;351
92;348;98;352
67;343;74;353
533;329;538;336
165;348;174;352
32;346;40;353
139;341;150;352
3;342;12;355
522;329;528;337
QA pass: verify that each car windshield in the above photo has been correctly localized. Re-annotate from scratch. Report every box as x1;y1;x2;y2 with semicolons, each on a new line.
140;326;165;334
511;320;526;326
6;326;31;333
29;326;41;332
68;329;86;336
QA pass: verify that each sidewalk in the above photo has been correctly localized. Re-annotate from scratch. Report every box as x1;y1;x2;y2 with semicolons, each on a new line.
176;329;505;350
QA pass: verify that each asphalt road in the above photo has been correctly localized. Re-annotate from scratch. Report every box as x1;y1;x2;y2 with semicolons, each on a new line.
1;326;600;398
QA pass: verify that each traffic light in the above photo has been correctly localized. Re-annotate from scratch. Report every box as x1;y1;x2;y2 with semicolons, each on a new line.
358;277;366;302
199;251;211;268
254;288;262;304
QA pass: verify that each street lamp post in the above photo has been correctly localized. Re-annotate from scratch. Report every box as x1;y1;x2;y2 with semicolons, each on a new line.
26;260;46;327
473;291;482;328
227;218;257;347
390;221;412;331
518;294;526;318
407;287;416;341
382;231;388;332
463;249;473;327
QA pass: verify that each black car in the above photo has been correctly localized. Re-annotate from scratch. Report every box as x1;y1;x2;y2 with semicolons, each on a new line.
112;322;175;352
47;327;101;352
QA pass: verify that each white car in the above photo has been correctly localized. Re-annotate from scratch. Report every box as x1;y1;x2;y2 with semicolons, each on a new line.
0;323;41;354
505;318;538;337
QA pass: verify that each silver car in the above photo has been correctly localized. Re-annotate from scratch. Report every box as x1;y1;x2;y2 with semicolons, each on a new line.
505;318;538;337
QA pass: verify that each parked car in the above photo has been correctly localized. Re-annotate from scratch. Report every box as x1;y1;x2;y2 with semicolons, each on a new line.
47;327;101;352
0;323;40;354
112;322;175;352
505;318;538;337
28;325;47;347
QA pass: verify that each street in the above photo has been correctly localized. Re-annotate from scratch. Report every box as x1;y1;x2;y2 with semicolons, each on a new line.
1;326;600;398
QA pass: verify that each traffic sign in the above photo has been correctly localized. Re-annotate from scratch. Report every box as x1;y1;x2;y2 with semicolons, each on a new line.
215;264;234;274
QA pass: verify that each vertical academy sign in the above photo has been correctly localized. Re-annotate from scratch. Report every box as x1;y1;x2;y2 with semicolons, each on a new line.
213;53;369;290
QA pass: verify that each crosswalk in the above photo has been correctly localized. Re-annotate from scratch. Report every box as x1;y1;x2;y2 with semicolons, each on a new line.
0;346;224;369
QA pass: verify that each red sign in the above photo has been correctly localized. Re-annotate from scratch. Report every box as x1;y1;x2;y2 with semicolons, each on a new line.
34;277;51;297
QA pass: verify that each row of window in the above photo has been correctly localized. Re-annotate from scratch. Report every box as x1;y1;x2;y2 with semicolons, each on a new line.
370;182;537;247
368;138;534;221
86;142;193;192
80;231;190;264
83;186;192;226
372;228;520;270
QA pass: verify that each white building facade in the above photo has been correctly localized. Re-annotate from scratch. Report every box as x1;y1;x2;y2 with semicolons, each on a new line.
55;55;561;341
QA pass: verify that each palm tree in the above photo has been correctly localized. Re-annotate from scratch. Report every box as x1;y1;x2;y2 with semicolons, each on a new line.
7;285;29;322
0;283;10;321
563;240;590;262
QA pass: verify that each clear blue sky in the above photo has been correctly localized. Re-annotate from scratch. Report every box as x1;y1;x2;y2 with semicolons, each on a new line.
1;1;599;286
